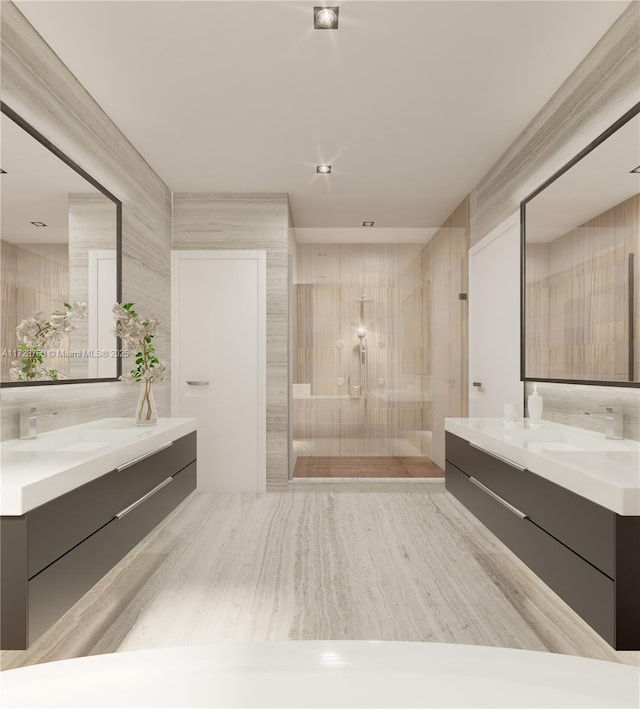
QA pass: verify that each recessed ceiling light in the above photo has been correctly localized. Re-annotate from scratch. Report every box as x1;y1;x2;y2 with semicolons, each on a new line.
314;7;339;29
362;221;374;227
630;165;640;173
316;164;332;174
30;221;47;227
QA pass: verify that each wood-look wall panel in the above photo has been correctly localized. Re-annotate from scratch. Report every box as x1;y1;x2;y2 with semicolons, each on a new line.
68;194;118;379
1;241;69;381
526;195;638;382
172;193;290;491
1;1;173;439
292;235;467;466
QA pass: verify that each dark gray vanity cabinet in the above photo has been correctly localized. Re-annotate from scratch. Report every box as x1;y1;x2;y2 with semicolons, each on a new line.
0;432;196;650
445;432;640;650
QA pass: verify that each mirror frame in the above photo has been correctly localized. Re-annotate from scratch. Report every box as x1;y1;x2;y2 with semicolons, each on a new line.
0;101;122;387
520;100;640;388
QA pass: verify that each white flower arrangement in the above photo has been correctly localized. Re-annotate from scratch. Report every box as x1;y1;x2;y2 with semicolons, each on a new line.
10;302;87;381
112;303;167;425
111;303;167;384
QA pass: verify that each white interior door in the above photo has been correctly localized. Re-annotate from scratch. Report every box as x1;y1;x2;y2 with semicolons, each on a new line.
88;249;117;378
469;212;523;418
172;251;266;492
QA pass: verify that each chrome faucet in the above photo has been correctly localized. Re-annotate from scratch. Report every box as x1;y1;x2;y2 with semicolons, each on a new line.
19;407;58;440
584;406;623;440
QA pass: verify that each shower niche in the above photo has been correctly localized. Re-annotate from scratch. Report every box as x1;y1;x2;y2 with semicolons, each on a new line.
291;243;442;479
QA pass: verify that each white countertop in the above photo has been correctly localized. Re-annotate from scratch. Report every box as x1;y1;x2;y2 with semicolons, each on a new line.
445;417;640;515
0;418;197;516
2;641;638;708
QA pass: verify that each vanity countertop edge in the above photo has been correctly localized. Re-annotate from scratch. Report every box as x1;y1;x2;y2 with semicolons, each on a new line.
1;417;197;516
444;417;640;516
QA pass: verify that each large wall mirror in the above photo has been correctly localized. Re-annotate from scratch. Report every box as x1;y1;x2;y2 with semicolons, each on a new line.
1;103;122;386
521;102;640;387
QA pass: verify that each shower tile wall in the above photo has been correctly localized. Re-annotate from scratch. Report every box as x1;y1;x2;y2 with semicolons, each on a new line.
526;194;639;382
294;244;427;458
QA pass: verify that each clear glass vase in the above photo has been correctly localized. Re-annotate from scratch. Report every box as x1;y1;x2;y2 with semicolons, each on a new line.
135;380;158;426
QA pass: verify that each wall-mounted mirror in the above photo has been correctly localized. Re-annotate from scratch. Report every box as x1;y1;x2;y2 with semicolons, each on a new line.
521;102;640;387
1;103;122;386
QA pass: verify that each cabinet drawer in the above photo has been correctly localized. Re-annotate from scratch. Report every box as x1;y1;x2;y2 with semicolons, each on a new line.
446;461;615;645
27;432;196;578
445;432;615;577
28;461;196;644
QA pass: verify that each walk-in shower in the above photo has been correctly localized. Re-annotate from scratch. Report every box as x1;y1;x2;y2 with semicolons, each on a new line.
291;241;468;480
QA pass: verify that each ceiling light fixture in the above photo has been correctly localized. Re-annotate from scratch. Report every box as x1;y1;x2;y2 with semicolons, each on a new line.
30;221;47;227
362;221;374;227
630;165;640;173
314;7;339;29
316;164;332;174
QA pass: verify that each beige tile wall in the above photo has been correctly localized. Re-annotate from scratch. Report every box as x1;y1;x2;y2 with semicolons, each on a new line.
526;194;639;382
1;1;172;440
68;193;119;379
293;243;426;458
172;193;290;490
417;198;469;469
1;241;69;381
294;200;469;470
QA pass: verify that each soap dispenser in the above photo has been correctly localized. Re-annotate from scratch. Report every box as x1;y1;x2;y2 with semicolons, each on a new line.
527;385;543;423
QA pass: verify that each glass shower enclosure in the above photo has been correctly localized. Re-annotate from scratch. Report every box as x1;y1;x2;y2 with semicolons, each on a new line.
291;243;441;479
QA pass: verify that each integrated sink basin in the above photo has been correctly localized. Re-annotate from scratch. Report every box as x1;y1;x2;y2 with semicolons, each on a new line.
444;417;640;516
1;417;198;516
7;428;140;453
503;427;638;453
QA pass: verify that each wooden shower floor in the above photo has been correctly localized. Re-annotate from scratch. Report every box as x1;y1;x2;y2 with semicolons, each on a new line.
293;456;444;478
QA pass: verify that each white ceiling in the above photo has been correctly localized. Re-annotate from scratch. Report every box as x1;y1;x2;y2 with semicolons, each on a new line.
14;0;630;242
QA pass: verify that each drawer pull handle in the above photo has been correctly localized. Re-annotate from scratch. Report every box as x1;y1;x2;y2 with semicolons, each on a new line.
115;477;173;519
469;476;527;520
469;442;526;471
186;381;209;386
116;442;173;472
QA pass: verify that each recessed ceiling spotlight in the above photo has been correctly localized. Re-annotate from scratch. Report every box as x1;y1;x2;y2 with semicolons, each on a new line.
30;221;47;227
630;165;640;173
316;164;332;174
314;6;339;29
362;221;374;227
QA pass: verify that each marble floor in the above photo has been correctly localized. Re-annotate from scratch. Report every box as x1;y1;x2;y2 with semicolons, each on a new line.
2;491;638;670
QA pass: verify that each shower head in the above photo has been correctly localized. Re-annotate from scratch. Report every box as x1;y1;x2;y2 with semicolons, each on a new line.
357;327;366;338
